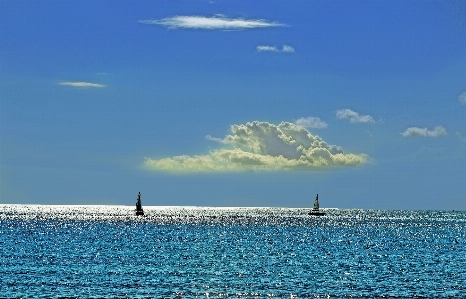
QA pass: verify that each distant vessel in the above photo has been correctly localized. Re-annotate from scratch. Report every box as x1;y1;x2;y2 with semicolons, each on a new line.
308;194;325;216
135;192;144;216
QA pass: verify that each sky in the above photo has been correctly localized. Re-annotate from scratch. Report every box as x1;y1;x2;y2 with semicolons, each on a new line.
1;0;465;210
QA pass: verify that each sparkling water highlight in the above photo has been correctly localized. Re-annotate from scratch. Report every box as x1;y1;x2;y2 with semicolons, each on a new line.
1;205;465;298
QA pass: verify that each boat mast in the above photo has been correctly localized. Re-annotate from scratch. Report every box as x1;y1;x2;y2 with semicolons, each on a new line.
313;194;319;211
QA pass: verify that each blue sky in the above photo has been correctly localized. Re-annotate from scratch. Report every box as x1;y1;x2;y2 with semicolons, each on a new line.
1;0;465;210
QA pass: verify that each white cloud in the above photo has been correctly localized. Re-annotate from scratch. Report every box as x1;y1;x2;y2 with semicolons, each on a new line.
60;82;105;88
257;44;295;53
140;15;284;30
282;44;295;53
336;109;375;124
144;121;368;172
257;45;279;52
459;91;466;105
401;126;447;137
206;135;227;144
295;117;328;129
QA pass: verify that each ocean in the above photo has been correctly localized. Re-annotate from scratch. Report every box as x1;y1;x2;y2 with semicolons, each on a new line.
1;205;465;298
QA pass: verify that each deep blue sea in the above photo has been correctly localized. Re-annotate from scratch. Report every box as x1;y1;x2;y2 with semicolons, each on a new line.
1;205;465;298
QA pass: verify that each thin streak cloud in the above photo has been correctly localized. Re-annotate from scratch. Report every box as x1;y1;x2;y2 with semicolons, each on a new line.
140;15;284;30
257;45;279;52
401;126;447;137
144;121;367;172
257;44;295;53
60;82;105;88
336;109;375;124
206;135;227;144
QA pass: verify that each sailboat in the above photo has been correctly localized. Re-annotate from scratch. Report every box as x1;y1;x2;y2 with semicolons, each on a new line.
308;193;325;216
135;192;144;216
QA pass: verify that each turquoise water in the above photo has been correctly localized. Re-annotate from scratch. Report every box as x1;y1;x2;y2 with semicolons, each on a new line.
1;205;465;298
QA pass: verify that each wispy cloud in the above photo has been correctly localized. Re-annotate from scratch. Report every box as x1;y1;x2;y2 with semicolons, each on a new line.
336;109;375;124
401;126;447;137
60;82;105;88
206;135;227;144
282;45;295;52
257;45;279;52
295;117;328;129
140;15;284;30
456;132;466;142
459;91;466;105
257;44;295;53
144;121;367;172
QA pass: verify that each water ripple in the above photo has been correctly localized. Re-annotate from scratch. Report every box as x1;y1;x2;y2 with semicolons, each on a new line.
1;205;465;298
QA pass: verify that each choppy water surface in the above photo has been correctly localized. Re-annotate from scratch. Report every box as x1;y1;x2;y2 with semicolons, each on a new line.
1;205;465;298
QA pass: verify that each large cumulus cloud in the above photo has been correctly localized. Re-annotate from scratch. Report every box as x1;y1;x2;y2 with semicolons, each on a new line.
144;121;368;172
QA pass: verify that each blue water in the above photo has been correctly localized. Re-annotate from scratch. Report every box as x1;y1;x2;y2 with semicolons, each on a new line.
1;205;465;298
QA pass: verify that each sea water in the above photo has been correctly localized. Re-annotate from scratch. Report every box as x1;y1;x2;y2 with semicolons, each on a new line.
0;205;465;298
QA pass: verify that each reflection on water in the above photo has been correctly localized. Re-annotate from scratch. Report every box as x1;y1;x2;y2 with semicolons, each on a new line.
1;205;465;298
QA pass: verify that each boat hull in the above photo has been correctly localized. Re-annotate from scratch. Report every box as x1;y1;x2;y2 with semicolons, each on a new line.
308;211;325;216
136;210;144;216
